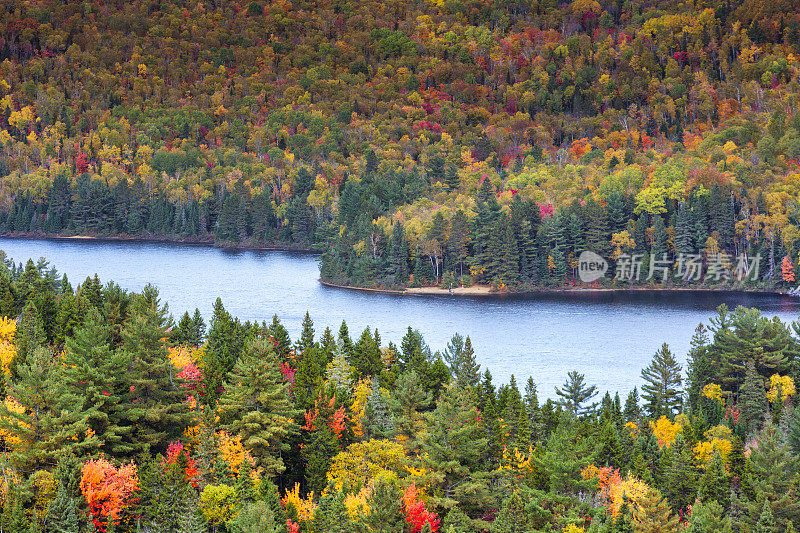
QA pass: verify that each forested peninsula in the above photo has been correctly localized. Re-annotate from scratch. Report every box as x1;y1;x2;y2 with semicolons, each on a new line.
0;0;799;292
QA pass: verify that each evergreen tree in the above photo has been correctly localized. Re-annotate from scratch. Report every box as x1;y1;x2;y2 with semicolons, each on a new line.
202;298;246;406
226;500;279;533
44;483;81;533
755;499;776;533
311;487;354;533
641;343;683;418
623;388;641;421
60;307;127;457
500;219;520;287
555;371;598;418
631;487;679;533
687;500;731;533
362;477;405;533
736;423;800;530
115;285;190;455
0;346;95;471
389;370;432;452
739;359;768;436
698;451;730;510
493;490;538;533
419;384;490;510
218;337;299;475
363;378;395;440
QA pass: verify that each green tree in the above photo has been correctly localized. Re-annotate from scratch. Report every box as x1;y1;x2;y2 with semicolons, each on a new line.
218;337;299;475
555;371;598;418
115;285;190;455
640;343;683;418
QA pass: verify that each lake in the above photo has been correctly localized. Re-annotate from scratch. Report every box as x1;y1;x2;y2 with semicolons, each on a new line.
2;237;800;399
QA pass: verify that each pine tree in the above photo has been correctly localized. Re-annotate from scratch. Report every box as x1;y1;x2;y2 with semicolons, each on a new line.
389;370;432;453
555;371;598;418
641;343;683;418
60;307;126;457
115;285;190;455
0;346;95;471
218;337;299;475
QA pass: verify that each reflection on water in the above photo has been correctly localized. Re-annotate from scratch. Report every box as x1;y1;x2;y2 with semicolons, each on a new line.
3;237;800;399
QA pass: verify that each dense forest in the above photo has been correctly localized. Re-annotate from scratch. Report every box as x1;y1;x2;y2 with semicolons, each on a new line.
0;255;799;531
0;0;799;287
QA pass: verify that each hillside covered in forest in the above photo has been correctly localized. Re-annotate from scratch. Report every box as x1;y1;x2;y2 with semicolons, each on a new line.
0;0;799;290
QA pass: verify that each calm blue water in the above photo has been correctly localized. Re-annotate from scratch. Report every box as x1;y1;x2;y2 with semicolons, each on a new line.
3;237;800;399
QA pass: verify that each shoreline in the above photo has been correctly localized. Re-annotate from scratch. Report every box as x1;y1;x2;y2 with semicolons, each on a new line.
0;232;322;254
319;279;797;298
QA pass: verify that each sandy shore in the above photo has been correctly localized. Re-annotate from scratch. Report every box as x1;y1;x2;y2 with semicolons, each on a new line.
320;279;795;298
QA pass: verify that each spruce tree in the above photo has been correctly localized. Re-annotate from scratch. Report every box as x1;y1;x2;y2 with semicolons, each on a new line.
44;483;81;533
687;500;731;533
389;370;432;453
737;423;800;529
419;383;489;510
698;451;730;510
363;477;405;533
226;500;279;533
363;378;395;440
739;359;768;436
218;337;299;475
311;487;354;533
641;343;683;418
631;487;679;533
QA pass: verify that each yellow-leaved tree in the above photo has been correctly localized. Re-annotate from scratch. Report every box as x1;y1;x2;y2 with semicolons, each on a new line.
0;317;16;375
327;439;408;491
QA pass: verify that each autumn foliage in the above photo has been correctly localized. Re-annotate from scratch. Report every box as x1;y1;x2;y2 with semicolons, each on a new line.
80;459;139;531
402;484;440;533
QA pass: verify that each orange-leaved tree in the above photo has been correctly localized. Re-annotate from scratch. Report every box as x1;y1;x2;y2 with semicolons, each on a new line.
80;458;139;531
781;255;795;283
